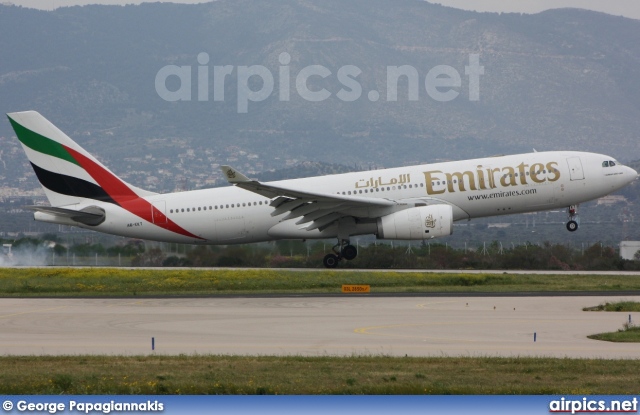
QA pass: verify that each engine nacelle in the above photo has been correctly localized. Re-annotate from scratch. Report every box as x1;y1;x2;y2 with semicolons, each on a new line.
376;205;453;240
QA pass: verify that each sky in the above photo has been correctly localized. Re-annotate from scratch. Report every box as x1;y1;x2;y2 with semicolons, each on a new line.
4;0;640;20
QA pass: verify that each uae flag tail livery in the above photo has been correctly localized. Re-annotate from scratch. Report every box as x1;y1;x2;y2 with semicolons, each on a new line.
7;111;201;241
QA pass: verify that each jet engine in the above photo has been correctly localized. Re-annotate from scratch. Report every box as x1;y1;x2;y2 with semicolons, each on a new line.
376;205;453;240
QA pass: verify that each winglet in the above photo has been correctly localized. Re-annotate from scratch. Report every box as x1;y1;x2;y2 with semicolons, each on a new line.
220;165;251;183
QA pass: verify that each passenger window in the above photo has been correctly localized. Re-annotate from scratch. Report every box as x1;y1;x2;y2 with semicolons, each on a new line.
181;208;184;212
170;209;173;213
198;207;201;211
225;204;229;208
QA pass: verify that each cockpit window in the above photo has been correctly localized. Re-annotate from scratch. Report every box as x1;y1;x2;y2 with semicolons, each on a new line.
610;160;616;166
602;161;609;167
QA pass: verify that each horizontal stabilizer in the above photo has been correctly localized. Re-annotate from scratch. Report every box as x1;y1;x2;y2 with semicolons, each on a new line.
24;205;105;226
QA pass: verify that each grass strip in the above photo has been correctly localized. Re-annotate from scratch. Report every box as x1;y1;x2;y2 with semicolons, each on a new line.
588;326;640;343
1;268;640;297
1;355;639;395
583;301;640;312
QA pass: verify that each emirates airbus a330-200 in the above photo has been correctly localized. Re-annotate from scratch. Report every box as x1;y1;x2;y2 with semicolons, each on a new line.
7;111;638;267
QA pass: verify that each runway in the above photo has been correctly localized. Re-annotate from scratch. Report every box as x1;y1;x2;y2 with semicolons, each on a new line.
0;295;638;358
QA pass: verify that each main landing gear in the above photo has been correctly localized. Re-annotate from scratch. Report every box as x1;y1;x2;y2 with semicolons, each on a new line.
566;205;579;232
323;239;358;268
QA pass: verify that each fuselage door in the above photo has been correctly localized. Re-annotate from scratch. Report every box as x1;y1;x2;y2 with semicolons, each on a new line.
151;201;168;224
566;157;585;181
216;217;247;242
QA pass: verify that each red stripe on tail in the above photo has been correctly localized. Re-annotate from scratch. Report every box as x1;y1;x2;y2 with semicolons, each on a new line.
64;145;204;240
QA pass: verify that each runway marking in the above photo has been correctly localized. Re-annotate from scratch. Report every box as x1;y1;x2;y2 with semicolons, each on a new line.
0;306;68;320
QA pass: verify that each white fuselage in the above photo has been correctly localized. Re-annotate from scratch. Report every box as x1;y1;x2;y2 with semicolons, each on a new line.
42;151;637;244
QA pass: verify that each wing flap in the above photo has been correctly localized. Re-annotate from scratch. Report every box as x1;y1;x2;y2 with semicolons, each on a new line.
271;199;307;217
303;212;343;231
294;207;338;225
283;202;344;221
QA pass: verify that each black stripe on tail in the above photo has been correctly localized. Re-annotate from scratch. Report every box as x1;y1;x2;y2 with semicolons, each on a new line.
30;162;118;205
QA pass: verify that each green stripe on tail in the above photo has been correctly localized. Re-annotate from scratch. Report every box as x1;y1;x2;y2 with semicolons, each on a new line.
8;117;79;167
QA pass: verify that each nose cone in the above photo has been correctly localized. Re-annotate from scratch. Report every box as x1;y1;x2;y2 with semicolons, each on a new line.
625;166;639;184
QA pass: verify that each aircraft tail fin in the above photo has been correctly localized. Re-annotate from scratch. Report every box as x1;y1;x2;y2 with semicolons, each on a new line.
7;111;155;207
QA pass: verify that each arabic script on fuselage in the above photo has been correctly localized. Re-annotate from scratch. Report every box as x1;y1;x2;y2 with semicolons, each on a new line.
355;174;411;189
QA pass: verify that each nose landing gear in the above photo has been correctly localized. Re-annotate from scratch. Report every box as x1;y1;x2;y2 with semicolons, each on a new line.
322;239;358;268
566;205;579;232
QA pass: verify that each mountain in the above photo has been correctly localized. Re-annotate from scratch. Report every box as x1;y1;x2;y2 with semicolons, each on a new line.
1;0;640;193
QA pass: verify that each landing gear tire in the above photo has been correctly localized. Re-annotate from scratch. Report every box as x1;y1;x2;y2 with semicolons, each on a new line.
566;205;579;232
323;254;340;268
342;245;358;261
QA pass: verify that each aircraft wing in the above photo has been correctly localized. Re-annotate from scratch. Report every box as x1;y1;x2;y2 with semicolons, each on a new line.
220;165;398;231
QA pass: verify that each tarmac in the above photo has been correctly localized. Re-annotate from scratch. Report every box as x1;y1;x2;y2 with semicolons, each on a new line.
0;295;639;358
